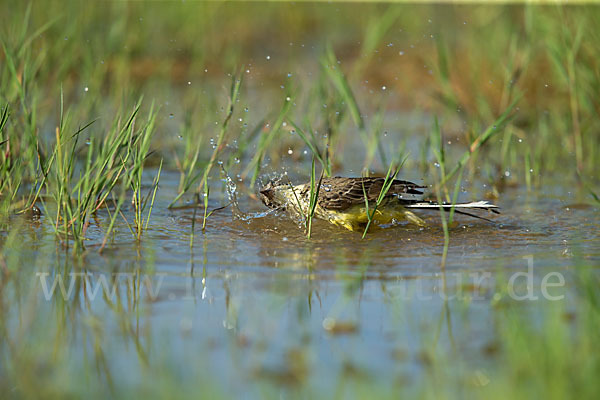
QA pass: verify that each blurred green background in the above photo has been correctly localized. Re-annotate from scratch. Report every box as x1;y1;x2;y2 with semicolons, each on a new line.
2;1;599;182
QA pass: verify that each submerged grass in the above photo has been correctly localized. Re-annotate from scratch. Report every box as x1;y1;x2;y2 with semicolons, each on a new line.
361;162;399;239
305;157;324;239
429;91;519;267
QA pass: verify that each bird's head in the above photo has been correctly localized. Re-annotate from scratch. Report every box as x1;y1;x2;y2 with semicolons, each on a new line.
259;181;278;209
259;180;286;209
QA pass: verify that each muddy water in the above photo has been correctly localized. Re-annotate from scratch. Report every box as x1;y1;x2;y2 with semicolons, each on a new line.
2;169;599;396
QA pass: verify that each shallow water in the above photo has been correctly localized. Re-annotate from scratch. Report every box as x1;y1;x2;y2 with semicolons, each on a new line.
2;169;599;397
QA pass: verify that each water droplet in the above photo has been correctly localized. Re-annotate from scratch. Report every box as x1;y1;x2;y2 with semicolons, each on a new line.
234;157;240;164
529;168;534;173
518;138;523;143
287;73;292;77
238;118;243;122
187;81;191;85
287;149;293;155
282;122;287;127
178;135;183;140
286;96;291;101
169;113;174;119
244;107;249;112
84;87;89;92
382;86;387;90
434;162;440;168
504;170;511;177
399;51;405;56
266;55;271;60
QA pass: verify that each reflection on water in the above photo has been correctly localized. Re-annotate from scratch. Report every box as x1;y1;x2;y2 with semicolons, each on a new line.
1;174;599;397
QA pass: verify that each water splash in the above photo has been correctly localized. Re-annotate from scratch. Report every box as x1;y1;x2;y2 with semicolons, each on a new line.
222;168;242;218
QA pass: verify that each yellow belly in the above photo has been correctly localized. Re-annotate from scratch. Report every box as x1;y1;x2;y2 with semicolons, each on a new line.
317;204;426;232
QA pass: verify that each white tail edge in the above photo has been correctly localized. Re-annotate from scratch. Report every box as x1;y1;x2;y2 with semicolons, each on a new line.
406;201;498;209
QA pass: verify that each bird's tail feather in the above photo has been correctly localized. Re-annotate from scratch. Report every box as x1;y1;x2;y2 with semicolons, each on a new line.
405;201;499;223
406;200;498;212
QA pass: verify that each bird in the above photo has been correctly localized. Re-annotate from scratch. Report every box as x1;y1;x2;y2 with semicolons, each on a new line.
259;176;499;232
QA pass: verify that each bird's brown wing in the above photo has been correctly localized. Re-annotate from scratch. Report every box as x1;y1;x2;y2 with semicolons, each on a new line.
309;177;425;210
